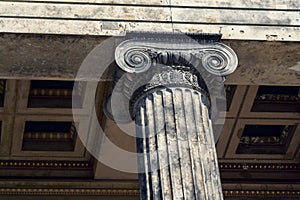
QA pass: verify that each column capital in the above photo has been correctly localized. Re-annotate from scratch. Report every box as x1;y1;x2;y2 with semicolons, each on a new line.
115;33;238;76
104;32;238;124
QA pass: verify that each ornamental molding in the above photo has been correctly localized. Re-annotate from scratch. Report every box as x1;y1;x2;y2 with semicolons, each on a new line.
0;188;140;196
147;70;200;90
0;160;92;169
0;187;298;198
0;160;297;171
219;163;299;170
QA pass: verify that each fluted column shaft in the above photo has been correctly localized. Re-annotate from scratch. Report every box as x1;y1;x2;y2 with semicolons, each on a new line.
135;87;223;200
110;32;238;200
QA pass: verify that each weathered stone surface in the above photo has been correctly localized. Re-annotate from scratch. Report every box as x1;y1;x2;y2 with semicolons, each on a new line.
135;87;223;199
14;0;300;9
172;0;299;9
0;2;171;21
0;34;299;85
2;2;298;26
0;34;106;79
224;40;300;85
0;0;299;41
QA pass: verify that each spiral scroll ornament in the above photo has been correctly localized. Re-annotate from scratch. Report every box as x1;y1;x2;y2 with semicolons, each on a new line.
116;47;152;73
115;39;238;76
201;44;238;76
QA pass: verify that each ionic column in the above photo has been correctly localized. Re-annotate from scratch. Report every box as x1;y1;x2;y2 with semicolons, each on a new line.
109;33;238;200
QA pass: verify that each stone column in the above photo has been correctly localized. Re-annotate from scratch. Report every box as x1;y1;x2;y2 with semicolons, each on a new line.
135;78;223;199
109;33;238;200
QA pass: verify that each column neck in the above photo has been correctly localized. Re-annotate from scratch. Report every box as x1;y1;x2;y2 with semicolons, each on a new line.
130;67;211;113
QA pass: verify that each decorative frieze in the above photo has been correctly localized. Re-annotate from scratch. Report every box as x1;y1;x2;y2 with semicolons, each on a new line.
219;163;299;170
0;160;92;169
0;187;298;199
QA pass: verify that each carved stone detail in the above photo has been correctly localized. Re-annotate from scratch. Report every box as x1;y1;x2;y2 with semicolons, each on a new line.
115;39;238;76
147;70;200;89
